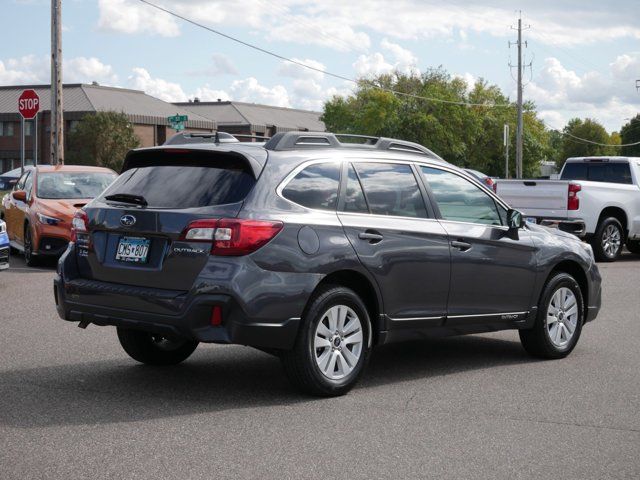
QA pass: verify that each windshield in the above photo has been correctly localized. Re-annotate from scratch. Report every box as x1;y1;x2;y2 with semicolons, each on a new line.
37;172;116;199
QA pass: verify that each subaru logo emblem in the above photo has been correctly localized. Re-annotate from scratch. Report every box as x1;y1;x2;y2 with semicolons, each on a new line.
120;214;136;227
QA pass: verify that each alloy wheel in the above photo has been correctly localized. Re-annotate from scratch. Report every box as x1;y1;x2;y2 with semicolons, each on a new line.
546;287;578;348
314;305;364;380
601;224;621;258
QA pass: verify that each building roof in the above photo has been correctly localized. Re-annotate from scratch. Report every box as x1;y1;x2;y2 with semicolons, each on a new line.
0;84;216;129
174;101;325;133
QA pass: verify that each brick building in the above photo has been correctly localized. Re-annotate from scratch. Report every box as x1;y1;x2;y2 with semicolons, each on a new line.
0;84;216;174
174;100;325;140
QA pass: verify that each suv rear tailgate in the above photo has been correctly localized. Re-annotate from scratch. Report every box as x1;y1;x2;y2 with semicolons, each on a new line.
496;179;570;218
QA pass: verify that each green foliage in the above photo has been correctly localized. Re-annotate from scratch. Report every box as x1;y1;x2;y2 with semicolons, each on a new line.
620;114;640;157
322;69;550;178
66;111;140;171
560;118;615;161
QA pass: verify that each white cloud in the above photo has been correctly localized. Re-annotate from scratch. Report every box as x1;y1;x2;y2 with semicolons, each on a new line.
0;55;48;84
127;67;187;102
208;53;238;76
229;77;290;107
353;52;394;78
352;39;419;78
97;0;180;37
527;53;640;131
96;1;640;50
278;58;326;82
0;55;118;86
65;57;118;84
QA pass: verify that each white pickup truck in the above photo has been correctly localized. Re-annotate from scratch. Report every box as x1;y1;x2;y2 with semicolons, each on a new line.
496;156;640;262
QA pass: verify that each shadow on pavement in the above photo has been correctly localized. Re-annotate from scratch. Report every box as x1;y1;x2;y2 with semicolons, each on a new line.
0;334;533;428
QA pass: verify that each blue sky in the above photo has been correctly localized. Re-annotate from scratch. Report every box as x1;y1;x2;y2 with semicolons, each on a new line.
2;0;639;132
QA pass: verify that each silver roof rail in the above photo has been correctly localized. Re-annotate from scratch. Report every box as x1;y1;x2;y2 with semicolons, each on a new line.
264;131;445;161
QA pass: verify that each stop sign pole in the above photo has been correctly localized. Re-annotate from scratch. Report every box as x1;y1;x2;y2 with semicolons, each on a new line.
18;89;40;175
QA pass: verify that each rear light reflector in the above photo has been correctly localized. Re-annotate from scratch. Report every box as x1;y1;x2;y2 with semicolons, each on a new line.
210;306;223;326
180;218;283;256
70;210;89;242
568;183;581;211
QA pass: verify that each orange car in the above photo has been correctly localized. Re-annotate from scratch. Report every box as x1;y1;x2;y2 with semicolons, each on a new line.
3;165;116;266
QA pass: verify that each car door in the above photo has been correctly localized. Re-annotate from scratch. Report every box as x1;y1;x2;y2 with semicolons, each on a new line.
337;160;451;331
5;171;30;242
420;165;538;325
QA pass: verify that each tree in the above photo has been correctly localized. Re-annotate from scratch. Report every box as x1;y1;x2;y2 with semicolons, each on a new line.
560;118;613;161
322;69;549;178
620;114;640;157
66;111;140;171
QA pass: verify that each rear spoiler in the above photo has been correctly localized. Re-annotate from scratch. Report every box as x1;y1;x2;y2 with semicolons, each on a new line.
121;147;265;178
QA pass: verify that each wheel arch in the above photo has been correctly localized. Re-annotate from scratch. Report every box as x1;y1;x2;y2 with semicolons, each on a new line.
313;269;383;346
546;260;589;312
598;206;628;238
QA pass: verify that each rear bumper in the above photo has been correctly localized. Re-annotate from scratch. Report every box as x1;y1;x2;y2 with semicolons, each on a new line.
53;274;300;350
537;218;586;237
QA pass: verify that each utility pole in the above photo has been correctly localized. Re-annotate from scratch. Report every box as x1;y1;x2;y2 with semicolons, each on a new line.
51;0;64;165
504;124;510;179
510;12;530;179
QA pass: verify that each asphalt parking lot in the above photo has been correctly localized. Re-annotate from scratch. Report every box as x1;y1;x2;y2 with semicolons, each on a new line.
0;253;639;480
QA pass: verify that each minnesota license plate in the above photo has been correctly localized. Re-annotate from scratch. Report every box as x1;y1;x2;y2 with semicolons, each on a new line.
116;236;150;263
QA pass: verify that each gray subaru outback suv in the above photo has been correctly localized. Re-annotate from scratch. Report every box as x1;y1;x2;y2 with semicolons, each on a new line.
54;132;602;396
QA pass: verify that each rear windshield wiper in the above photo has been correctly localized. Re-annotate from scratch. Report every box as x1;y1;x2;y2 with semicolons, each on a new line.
104;193;148;206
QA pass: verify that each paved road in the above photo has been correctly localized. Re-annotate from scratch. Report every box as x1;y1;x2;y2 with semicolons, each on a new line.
1;253;639;480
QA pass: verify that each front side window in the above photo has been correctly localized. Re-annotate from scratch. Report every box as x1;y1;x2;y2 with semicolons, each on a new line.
422;167;503;226
354;162;427;218
282;162;340;211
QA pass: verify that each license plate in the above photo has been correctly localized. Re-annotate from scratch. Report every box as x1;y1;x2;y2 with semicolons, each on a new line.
525;217;537;224
116;236;150;263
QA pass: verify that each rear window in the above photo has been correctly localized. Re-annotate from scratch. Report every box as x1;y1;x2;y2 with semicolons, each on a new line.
37;172;116;199
101;157;255;208
561;162;632;184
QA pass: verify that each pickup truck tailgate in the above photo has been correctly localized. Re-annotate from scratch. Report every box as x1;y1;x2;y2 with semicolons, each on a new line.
496;180;569;217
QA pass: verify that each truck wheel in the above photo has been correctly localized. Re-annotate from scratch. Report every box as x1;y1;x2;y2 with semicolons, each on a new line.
117;328;198;365
281;285;371;397
519;272;583;359
591;217;623;262
626;240;640;255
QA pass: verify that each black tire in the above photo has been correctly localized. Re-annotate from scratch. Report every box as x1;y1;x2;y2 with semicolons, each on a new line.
281;285;372;397
23;225;39;267
519;272;584;359
590;217;624;262
626;239;640;255
116;327;198;366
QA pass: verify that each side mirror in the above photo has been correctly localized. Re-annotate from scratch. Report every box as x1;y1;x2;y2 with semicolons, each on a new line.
12;190;27;202
507;209;525;230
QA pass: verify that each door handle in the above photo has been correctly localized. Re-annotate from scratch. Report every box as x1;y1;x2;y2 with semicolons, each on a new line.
358;230;383;243
451;240;472;251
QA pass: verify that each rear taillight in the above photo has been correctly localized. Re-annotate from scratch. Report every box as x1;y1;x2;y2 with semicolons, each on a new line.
70;210;89;242
180;218;283;256
568;183;581;210
484;177;497;192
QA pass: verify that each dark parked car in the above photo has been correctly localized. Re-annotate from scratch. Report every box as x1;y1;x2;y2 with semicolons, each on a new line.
54;132;602;396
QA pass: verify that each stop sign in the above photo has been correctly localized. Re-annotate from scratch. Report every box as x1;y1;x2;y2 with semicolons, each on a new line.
18;89;40;119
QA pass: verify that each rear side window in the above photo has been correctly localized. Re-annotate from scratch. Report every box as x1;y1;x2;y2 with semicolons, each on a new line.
102;158;255;209
282;162;340;211
561;162;632;184
354;162;427;218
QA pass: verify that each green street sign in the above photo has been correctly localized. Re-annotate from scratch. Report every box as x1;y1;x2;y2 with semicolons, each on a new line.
168;114;188;131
